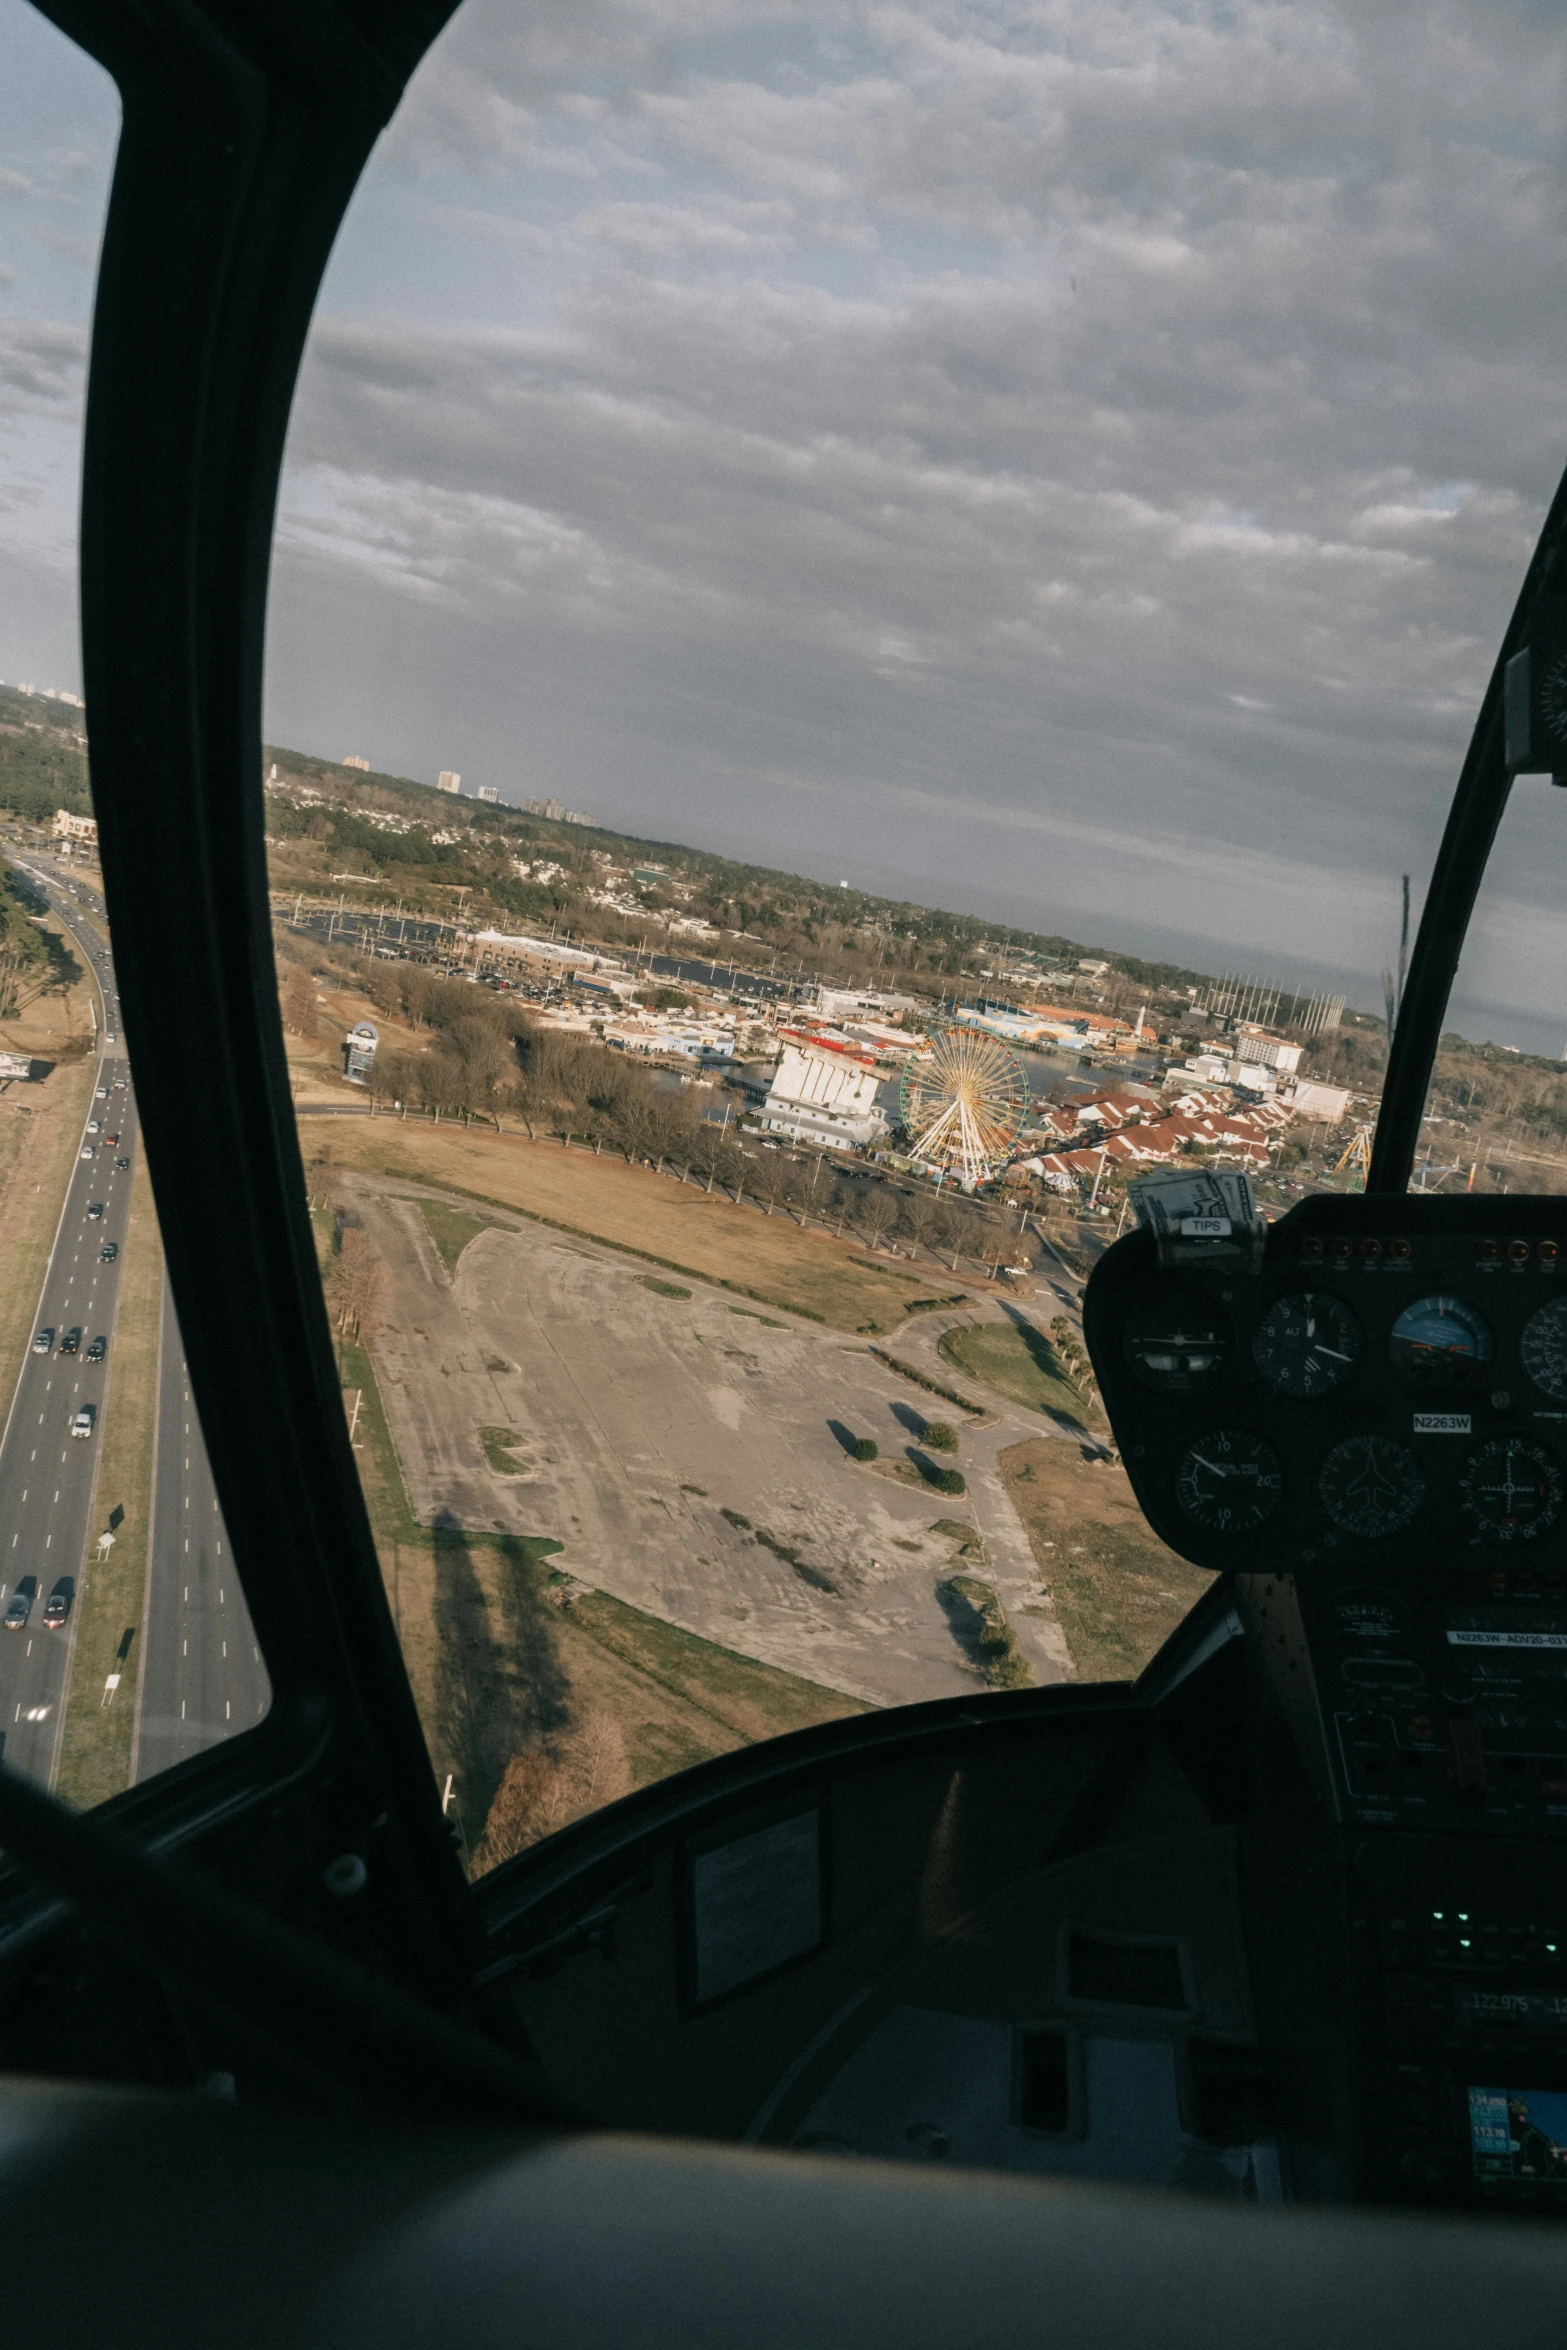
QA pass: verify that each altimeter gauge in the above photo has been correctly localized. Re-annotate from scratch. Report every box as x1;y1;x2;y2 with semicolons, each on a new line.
1252;1292;1363;1398
1521;1297;1567;1402
1459;1437;1563;1543
1174;1429;1283;1535
1388;1295;1492;1392
1318;1434;1425;1540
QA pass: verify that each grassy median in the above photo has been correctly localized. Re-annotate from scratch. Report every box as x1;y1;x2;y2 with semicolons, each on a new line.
938;1319;1096;1424
55;1152;165;1807
0;958;98;1438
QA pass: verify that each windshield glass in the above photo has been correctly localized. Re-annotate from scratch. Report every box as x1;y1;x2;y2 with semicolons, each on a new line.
2;0;1541;1859
0;2;269;1803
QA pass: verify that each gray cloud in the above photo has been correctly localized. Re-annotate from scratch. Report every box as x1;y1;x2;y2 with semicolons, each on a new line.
260;2;1567;1021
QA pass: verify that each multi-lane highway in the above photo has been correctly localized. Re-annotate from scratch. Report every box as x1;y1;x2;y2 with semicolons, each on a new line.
0;858;264;1788
0;1042;136;1778
134;1279;268;1780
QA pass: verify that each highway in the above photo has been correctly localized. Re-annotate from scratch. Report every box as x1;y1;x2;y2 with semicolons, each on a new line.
0;857;265;1788
133;1277;269;1780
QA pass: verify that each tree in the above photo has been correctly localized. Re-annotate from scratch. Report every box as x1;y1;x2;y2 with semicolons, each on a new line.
280;964;317;1038
922;1421;959;1454
851;1437;877;1462
856;1187;899;1252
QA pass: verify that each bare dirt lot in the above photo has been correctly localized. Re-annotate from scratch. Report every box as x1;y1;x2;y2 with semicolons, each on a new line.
345;1170;1073;1716
307;1117;985;1334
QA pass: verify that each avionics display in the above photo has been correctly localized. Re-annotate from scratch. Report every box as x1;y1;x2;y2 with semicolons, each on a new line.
1469;2086;1567;2184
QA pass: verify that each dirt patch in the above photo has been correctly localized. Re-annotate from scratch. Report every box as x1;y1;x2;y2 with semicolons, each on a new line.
998;1437;1213;1682
300;1117;978;1334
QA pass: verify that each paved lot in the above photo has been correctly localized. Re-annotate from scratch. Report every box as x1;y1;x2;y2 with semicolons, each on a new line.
350;1175;1074;1706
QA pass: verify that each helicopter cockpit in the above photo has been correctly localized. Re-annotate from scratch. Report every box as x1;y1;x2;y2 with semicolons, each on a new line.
3;2;1567;2343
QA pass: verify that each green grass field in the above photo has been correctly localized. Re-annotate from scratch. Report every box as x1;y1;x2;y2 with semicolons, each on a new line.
416;1198;491;1275
939;1319;1095;1422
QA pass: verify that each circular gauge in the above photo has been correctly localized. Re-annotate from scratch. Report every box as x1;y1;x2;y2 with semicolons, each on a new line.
1459;1437;1564;1544
1252;1292;1364;1398
1521;1297;1567;1402
1388;1295;1492;1392
1123;1293;1230;1392
1318;1434;1426;1540
1174;1429;1284;1536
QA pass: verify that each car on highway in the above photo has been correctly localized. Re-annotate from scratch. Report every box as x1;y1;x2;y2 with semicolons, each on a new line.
86;1120;101;1134
95;1086;108;1100
99;1241;118;1261
60;1328;81;1356
114;1155;129;1170
41;1580;73;1631
31;1328;53;1354
87;1201;104;1220
71;1406;95;1440
104;1131;120;1146
4;1578;37;1632
79;1145;93;1160
86;1336;106;1362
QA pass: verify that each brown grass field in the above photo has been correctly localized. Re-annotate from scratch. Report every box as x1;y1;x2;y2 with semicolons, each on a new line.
999;1437;1213;1682
0;931;99;1437
303;1115;980;1334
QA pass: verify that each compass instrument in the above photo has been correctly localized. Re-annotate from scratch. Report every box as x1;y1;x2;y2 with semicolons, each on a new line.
1458;1437;1563;1542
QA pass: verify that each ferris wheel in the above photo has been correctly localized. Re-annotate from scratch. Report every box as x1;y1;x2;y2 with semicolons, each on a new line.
899;1023;1029;1186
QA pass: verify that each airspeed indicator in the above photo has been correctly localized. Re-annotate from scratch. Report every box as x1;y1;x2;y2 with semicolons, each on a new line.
1174;1429;1284;1536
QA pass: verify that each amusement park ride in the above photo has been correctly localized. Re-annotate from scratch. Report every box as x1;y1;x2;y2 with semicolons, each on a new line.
898;1022;1030;1186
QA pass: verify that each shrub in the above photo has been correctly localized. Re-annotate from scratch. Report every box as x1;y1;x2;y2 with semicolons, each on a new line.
932;1467;967;1496
921;1420;959;1453
852;1437;878;1462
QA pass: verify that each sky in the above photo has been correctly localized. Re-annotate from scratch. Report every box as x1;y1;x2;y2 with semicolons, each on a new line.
6;1;1567;1048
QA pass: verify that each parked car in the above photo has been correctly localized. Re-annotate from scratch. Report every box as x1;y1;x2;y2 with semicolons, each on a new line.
71;1405;95;1439
32;1329;53;1355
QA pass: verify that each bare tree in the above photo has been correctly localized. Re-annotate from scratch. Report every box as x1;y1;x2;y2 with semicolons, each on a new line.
856;1187;899;1252
280;964;317;1038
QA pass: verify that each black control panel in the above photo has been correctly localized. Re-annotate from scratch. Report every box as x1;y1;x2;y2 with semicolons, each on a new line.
1085;1194;1567;1580
1086;1195;1567;1843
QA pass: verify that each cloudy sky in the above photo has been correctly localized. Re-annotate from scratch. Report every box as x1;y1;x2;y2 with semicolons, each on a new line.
6;1;1567;1045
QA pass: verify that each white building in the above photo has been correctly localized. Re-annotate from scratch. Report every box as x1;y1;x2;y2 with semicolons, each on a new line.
1235;1026;1304;1075
474;786;499;804
760;1037;888;1148
1285;1078;1352;1121
51;809;97;845
436;770;461;794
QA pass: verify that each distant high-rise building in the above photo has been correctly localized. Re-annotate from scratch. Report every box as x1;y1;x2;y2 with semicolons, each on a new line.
436;770;461;794
474;786;499;804
342;754;369;771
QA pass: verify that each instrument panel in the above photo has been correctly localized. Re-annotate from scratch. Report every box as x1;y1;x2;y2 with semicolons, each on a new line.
1085;1196;1567;1577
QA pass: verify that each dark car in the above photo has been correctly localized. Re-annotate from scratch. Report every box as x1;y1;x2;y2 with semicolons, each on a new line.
114;1155;130;1170
41;1579;73;1631
86;1336;106;1363
100;1241;118;1262
31;1328;53;1355
60;1327;81;1357
86;1201;104;1221
4;1578;37;1632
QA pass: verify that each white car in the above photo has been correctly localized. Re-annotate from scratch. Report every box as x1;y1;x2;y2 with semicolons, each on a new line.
95;1087;108;1100
71;1406;95;1440
79;1146;93;1161
86;1120;101;1134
